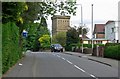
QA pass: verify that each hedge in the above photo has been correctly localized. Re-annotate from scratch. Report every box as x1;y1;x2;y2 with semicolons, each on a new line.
105;43;120;47
0;23;2;77
104;45;120;60
2;22;22;74
65;43;105;51
65;43;77;51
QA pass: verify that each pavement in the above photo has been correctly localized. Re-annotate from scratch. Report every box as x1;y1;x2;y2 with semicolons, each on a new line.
64;52;119;69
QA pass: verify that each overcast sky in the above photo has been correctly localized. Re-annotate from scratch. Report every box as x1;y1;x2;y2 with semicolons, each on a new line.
47;0;120;38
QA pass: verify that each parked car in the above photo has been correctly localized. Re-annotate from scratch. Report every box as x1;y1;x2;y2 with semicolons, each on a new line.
51;44;63;52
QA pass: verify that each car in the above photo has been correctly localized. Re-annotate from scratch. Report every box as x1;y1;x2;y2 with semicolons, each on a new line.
51;44;63;52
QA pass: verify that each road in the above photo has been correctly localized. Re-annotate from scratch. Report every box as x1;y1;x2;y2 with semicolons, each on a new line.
3;51;118;79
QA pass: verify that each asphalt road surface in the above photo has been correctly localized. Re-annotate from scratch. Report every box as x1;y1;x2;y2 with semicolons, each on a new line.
3;51;118;78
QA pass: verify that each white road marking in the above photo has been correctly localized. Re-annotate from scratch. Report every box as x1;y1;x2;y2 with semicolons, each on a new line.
74;65;85;72
56;55;98;79
66;60;73;64
90;74;98;79
57;55;61;58
62;57;65;60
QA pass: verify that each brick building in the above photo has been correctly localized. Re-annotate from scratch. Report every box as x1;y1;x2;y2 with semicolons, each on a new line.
51;15;70;36
93;24;105;38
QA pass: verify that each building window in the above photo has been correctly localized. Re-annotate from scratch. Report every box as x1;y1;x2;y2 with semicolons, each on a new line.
111;27;114;33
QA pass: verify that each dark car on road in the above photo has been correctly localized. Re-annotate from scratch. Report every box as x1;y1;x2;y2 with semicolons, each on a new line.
51;44;63;52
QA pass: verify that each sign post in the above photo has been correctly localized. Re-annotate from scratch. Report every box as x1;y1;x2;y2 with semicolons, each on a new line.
22;30;28;52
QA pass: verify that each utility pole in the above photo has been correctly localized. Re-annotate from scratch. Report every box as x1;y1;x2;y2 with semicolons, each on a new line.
81;4;83;53
91;4;94;50
75;4;84;53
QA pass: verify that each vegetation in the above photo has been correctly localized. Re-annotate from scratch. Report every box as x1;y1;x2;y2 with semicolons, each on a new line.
2;22;22;74
104;45;120;60
104;43;120;60
105;43;120;47
66;26;88;49
52;32;66;47
2;1;77;74
38;34;51;50
65;43;105;51
66;27;79;46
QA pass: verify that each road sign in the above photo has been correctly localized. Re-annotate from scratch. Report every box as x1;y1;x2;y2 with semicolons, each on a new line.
22;30;28;38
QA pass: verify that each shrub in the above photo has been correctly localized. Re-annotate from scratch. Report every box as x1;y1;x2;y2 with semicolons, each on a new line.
83;44;104;48
104;45;120;60
105;43;120;47
2;22;22;74
65;43;77;51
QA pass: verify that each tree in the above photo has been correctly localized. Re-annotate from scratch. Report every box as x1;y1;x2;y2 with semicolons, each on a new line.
2;2;27;24
2;1;77;51
66;27;79;46
52;32;66;47
77;26;88;35
66;26;89;46
23;1;77;50
38;34;51;49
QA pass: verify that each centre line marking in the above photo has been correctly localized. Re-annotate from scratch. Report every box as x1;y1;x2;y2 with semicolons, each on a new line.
90;74;98;79
62;57;65;60
66;60;73;64
74;65;85;72
58;56;98;79
57;55;60;57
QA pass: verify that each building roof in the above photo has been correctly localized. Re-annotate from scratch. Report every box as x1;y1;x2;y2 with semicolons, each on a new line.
51;15;70;19
105;20;115;25
93;24;105;34
82;35;89;39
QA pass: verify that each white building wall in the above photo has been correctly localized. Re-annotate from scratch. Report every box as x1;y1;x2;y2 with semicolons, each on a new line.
105;22;118;43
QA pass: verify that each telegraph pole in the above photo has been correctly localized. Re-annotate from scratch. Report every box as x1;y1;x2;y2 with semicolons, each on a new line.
91;4;94;51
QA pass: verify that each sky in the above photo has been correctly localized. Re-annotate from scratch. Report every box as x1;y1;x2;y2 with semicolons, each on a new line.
47;0;120;38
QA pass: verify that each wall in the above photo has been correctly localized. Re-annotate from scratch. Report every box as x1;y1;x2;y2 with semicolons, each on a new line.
105;22;115;41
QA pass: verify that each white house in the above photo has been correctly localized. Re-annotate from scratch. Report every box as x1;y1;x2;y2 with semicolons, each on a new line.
105;21;119;43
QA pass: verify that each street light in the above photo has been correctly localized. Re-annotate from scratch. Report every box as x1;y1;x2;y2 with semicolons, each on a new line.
112;21;120;43
91;4;94;51
76;4;84;53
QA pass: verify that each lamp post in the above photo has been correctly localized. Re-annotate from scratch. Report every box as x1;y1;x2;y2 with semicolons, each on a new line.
112;21;120;43
91;4;94;51
76;4;84;53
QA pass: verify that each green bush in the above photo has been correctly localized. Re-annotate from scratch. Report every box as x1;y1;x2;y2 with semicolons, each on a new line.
65;43;105;51
105;43;120;47
104;45;120;60
65;43;77;51
82;44;104;48
2;22;22;74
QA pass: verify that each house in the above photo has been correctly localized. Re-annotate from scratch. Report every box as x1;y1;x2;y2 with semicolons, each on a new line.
51;15;70;36
92;24;108;44
83;38;108;45
93;24;105;38
105;21;119;43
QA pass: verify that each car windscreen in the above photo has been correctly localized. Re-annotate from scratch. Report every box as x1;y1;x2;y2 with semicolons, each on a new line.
54;44;62;47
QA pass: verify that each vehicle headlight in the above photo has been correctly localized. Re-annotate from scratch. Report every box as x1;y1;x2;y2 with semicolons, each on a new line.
55;47;57;49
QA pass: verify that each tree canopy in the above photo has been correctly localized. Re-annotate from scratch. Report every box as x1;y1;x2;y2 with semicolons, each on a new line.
66;26;89;46
52;32;66;47
2;1;77;50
